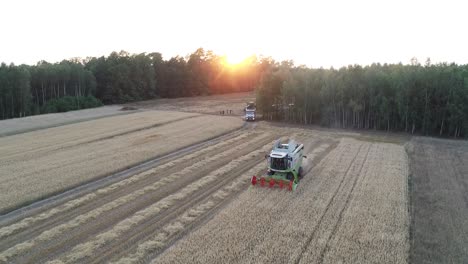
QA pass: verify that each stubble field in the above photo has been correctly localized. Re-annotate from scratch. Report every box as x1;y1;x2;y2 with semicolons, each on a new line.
0;92;465;264
0;110;242;213
407;137;468;263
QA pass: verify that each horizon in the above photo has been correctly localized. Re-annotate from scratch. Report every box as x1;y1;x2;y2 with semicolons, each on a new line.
1;0;468;68
1;48;466;69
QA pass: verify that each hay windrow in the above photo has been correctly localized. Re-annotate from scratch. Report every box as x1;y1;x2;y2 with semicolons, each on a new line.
0;112;242;213
111;162;266;264
0;132;250;239
0;133;269;262
48;142;274;263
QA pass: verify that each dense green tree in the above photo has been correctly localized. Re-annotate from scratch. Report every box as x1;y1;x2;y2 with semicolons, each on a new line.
0;63;32;119
257;61;468;138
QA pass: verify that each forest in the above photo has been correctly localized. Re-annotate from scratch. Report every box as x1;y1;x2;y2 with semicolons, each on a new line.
0;48;261;119
257;58;468;137
1;49;467;137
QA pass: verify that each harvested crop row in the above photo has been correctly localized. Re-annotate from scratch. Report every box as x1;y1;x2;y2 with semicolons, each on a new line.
154;138;409;264
112;162;267;264
0;133;270;262
48;141;276;263
0;114;242;213
0;131;251;239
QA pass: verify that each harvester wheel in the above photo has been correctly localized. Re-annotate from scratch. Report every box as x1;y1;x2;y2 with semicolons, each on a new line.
298;167;304;179
286;172;294;181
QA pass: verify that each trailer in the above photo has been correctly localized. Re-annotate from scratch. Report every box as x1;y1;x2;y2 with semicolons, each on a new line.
244;101;256;121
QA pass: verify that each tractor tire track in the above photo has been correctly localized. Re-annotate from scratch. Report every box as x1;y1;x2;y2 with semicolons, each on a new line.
294;142;366;264
316;143;372;263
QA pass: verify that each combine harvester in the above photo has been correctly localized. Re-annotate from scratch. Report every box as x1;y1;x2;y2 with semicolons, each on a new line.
251;139;306;191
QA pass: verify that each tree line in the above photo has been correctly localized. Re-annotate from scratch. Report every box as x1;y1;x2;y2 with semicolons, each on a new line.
0;60;99;119
1;49;467;138
0;48;264;119
87;49;262;103
256;59;468;138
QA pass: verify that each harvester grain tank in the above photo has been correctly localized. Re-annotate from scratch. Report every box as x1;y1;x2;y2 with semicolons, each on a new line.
251;139;307;191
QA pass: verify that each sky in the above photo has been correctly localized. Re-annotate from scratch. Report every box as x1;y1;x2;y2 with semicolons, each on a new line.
1;0;467;68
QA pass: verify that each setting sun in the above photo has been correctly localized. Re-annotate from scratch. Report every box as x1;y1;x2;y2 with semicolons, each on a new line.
223;53;246;66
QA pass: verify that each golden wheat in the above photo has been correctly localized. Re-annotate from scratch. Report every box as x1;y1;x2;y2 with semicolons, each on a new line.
0;112;242;212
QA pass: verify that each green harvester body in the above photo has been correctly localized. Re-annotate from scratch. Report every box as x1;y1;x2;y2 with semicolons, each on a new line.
251;139;306;191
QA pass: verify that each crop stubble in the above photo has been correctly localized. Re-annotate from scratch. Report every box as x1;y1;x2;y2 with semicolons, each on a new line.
407;137;468;263
0;131;252;239
0;111;242;213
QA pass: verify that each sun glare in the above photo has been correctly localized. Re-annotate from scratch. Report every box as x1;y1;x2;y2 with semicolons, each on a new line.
224;53;246;66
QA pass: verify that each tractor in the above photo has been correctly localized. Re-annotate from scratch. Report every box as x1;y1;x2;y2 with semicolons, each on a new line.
251;139;306;191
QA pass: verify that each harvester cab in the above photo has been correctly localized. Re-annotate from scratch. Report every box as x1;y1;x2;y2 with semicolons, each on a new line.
251;139;306;191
